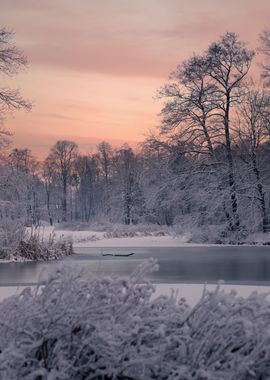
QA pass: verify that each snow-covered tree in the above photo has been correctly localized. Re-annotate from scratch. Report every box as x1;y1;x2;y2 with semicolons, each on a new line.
46;140;78;222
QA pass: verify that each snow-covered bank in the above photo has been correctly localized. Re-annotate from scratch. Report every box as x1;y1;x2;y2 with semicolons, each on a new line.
37;225;221;248
2;224;270;262
37;226;195;248
75;235;201;247
38;225;270;248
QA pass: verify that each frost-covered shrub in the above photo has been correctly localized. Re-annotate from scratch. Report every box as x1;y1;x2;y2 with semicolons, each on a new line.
55;222;171;239
103;223;170;239
14;230;73;261
0;224;73;261
171;222;225;244
1;260;270;379
54;221;93;231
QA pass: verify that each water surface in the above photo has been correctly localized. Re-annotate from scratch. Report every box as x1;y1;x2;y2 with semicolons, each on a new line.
0;246;270;286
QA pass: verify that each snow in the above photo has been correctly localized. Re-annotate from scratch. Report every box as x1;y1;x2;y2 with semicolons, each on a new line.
0;286;25;301
74;234;200;247
38;226;205;247
29;226;105;245
23;226;270;250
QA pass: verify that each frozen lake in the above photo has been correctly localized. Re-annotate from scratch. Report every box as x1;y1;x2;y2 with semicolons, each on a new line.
0;245;270;286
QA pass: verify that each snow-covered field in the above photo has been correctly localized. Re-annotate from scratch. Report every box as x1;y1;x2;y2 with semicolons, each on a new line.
75;235;202;247
36;225;270;247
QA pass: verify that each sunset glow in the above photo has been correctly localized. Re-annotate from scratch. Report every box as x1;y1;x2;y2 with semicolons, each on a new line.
2;0;270;157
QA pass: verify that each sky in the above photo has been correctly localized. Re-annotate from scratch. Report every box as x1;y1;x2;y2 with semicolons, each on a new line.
1;0;270;158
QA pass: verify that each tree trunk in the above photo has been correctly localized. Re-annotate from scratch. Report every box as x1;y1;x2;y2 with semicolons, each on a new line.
252;154;269;232
224;93;240;230
46;187;53;226
202;114;214;156
62;175;67;222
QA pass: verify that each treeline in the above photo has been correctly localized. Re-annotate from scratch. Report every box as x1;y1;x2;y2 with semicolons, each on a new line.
2;31;270;238
0;141;145;226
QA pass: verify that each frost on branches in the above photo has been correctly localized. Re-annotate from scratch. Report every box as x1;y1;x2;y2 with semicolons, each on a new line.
0;260;270;379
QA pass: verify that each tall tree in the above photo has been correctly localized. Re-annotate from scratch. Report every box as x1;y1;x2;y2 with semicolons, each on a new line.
156;32;254;231
97;141;113;185
46;141;78;222
205;32;254;230
237;89;270;232
115;146;144;225
3;149;41;225
43;156;58;226
73;155;99;222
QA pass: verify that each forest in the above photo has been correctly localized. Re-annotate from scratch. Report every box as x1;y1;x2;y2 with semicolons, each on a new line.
2;29;270;242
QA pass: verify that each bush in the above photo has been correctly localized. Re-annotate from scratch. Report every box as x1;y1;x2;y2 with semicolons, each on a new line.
103;223;171;239
15;231;73;261
0;260;270;379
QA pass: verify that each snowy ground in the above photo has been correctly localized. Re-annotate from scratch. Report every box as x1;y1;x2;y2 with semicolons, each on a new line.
75;235;204;248
18;224;270;250
38;225;270;247
38;226;210;248
36;226;105;245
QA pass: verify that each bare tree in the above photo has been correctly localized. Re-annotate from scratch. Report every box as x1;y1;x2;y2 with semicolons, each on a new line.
46;141;78;222
97;141;113;185
0;28;31;117
205;32;255;230
9;148;36;173
156;33;254;231
8;148;42;225
157;55;219;157
43;156;58;226
73;155;99;222
237;89;270;232
114;146;144;225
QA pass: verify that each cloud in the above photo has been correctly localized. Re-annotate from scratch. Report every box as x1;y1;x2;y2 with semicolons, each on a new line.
4;0;269;78
38;112;80;122
3;0;270;158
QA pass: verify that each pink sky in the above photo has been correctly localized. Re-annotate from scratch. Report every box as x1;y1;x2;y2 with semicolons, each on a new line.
1;0;270;158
